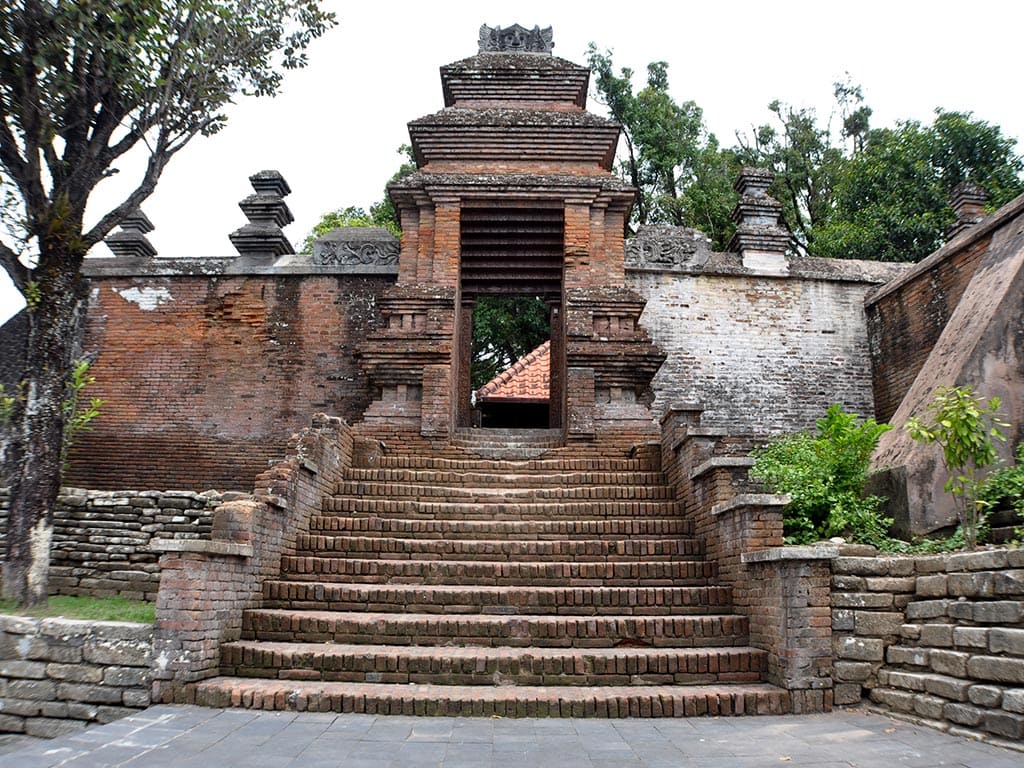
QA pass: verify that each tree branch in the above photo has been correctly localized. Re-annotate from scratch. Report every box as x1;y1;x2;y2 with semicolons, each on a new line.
0;239;30;293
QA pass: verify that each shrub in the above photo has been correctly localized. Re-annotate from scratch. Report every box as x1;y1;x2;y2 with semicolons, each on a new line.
978;443;1024;517
750;404;892;545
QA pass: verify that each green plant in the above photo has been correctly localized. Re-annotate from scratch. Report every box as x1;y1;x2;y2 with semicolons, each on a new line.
905;385;1008;549
978;443;1024;517
0;595;154;623
750;404;892;545
61;360;104;476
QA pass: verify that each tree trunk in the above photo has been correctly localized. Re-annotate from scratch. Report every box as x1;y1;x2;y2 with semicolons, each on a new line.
2;253;87;606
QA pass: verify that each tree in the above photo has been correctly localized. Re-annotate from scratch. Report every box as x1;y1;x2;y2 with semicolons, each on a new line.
586;46;738;249
471;296;550;391
0;0;335;606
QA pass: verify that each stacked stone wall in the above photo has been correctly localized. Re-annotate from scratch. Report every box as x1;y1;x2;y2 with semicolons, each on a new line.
832;550;1024;745
0;488;216;600
0;616;151;737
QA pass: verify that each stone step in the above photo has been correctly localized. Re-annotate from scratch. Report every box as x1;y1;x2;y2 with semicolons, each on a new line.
371;456;659;472
307;515;696;540
293;534;704;562
335;480;675;501
322;497;682;519
193;677;791;717
262;581;734;615
342;468;668;488
240;609;750;648
279;557;714;585
453;428;563;443
219;641;768;687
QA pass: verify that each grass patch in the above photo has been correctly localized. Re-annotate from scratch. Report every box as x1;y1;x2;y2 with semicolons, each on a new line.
0;595;155;624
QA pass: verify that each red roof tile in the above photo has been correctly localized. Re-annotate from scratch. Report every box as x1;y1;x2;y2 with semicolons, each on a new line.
475;340;550;403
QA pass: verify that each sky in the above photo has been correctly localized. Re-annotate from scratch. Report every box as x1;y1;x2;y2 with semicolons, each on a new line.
2;0;1023;324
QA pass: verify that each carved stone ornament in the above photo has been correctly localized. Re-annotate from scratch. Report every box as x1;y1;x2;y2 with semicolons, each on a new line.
478;24;554;54
313;227;399;272
625;225;712;270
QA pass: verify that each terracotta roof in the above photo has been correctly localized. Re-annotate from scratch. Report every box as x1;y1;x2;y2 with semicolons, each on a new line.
475;341;550;404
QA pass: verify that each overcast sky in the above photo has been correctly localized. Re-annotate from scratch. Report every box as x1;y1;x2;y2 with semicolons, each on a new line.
2;0;1022;324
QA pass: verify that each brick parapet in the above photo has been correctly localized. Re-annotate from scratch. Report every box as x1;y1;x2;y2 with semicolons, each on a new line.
0;488;216;600
150;414;353;704
832;549;1024;747
660;408;834;712
0;616;152;738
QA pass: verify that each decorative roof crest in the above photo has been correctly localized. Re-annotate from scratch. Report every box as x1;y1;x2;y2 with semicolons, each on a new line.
478;24;554;54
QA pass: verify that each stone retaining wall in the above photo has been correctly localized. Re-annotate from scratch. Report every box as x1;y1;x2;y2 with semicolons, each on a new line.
0;616;151;737
832;549;1024;745
0;488;219;600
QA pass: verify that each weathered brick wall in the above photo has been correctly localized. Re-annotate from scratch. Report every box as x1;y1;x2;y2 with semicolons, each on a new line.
151;414;352;703
65;272;388;492
630;255;906;433
832;550;1024;744
0;616;151;737
0;488;217;600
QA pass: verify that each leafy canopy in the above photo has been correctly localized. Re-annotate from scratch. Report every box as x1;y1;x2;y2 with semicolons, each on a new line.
471;296;549;392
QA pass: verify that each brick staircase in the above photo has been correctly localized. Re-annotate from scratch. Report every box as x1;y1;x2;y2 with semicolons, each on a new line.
193;431;790;716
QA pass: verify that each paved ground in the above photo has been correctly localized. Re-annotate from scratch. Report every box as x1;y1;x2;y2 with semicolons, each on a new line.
0;705;1020;767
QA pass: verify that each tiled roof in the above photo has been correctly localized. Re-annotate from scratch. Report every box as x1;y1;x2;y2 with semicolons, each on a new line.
475;340;550;403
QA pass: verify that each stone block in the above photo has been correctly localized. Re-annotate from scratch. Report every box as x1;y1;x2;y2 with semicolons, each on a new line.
930;650;970;678
83;638;151;666
869;687;915;712
0;698;42;716
96;705;138;723
905;600;949;620
832;609;855;631
0;660;47;679
865;576;916;592
0;714;24;733
879;669;926;691
968;685;1003;708
919;624;953;648
103;666;150;687
968;656;1024;685
832;575;865;591
887;646;929;666
916;575;948;597
913;555;949;574
989;628;1024;655
983;711;1024;739
947;550;1008;571
831;592;893;609
952;626;989;650
924;674;972;701
914;694;946;719
855;611;904;637
948;572;994;598
122;688;151;708
900;624;921;640
973;601;1023;624
1007;550;1024;567
45;663;103;683
1003;689;1024;714
833;683;862;705
834;557;888;576
993;570;1024;595
25;718;87;739
56;682;125;704
835;636;884;662
6;679;56;700
944;702;984;727
834;661;874;682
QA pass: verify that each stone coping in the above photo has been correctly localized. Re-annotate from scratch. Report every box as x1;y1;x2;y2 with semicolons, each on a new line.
711;493;790;517
689;457;755;481
742;545;840;564
150;540;252;558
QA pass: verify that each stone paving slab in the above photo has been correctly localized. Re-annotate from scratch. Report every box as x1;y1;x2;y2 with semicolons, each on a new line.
0;705;1020;767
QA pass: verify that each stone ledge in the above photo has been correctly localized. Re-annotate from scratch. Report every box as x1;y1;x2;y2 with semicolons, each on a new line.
150;540;253;558
742;545;839;564
711;493;789;517
690;457;755;481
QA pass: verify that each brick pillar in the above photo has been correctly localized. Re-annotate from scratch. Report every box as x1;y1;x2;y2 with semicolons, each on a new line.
548;300;564;429
415;202;436;284
398;206;421;283
421;363;452;438
563;201;591;290
433;198;461;286
456;298;475;428
947;181;990;239
566;366;595;439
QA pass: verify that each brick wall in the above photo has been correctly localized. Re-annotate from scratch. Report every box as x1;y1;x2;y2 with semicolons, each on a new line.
631;255;904;433
832;550;1024;745
0;616;152;737
0;488;217;600
66;273;388;492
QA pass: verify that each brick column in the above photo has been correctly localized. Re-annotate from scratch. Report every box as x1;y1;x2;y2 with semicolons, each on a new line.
433;198;461;287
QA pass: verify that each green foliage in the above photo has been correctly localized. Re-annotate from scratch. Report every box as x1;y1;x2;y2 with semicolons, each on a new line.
471;296;550;391
61;360;103;476
978;443;1024;517
0;595;154;623
586;46;738;249
905;385;1009;549
750;404;892;545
